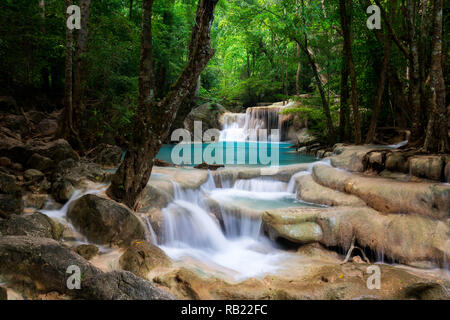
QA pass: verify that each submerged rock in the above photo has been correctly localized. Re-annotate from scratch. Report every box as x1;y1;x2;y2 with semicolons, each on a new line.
67;194;145;246
119;240;172;279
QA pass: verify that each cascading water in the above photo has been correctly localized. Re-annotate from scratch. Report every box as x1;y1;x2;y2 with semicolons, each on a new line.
158;172;318;279
219;103;294;142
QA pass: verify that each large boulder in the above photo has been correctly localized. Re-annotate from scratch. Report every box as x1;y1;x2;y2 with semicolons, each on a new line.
0;137;78;167
262;206;450;266
88;143;123;167
184;103;227;140
0;171;23;218
74;244;99;261
0;96;18;112
67;195;145;246
30;139;79;164
51;159;110;202
0;114;29;136
0;236;173;300
80;270;174;300
36;118;58;137
0;236;99;294
409;156;444;181
385;152;409;173
329;145;375;172
0;212;63;240
23;169;51;193
119;240;172;279
27;153;54;172
312;164;450;219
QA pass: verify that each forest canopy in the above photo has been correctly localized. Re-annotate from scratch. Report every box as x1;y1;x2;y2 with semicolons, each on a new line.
0;0;448;152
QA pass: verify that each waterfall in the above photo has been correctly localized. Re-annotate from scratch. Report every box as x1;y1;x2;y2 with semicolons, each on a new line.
144;217;158;245
159;171;293;279
286;158;331;193
219;103;293;142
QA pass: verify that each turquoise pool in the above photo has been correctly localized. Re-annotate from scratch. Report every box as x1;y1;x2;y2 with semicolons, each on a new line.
156;142;317;167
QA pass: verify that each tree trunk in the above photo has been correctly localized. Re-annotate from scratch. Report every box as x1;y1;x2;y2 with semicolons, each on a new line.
71;0;91;153
423;0;448;152
39;0;50;92
339;0;361;144
129;0;133;20
61;0;74;142
107;0;218;209
366;34;392;143
406;0;423;144
295;36;335;144
339;57;350;141
296;43;301;95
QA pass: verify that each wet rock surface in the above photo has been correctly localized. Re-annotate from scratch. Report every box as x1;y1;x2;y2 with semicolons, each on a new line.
294;174;366;207
262;206;450;266
0;171;23;218
87;143;123;167
75;244;99;261
51;159;110;202
119;240;172;279
312;164;450;219
67;194;145;246
0;236;174;300
0;212;63;240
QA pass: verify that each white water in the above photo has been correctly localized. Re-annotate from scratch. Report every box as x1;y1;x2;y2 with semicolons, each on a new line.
159;172;306;279
387;140;408;149
219;103;293;142
40;186;107;219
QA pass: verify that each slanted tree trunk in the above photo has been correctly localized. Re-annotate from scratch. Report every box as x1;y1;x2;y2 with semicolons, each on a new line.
293;1;334;144
423;0;448;152
107;0;218;209
339;0;361;144
366;33;392;143
295;36;335;144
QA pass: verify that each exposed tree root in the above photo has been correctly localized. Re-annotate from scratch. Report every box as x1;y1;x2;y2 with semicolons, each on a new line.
341;235;371;264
